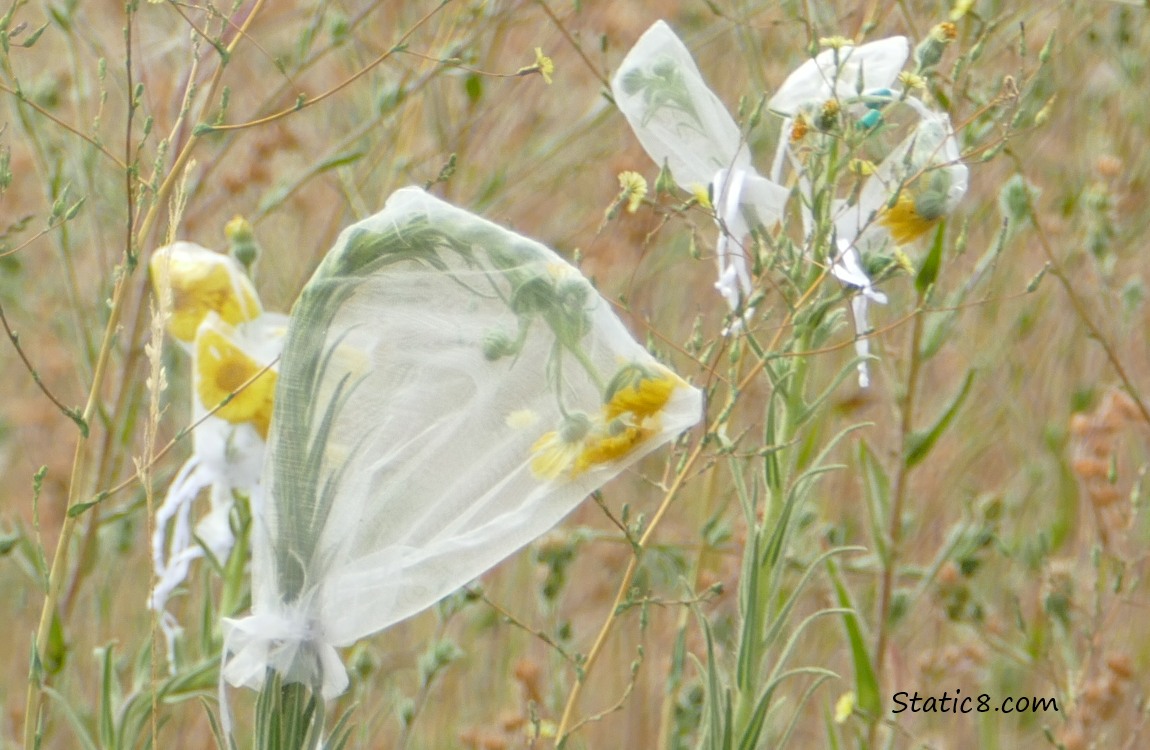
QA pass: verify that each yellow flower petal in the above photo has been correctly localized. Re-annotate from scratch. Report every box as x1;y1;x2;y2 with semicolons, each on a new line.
534;47;554;85
603;364;686;420
576;422;649;472
195;317;277;438
530;430;584;480
878;189;939;245
150;242;262;344
618;171;648;214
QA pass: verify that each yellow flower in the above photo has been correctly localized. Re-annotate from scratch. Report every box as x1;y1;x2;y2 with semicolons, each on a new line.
877;189;938;244
195;316;277;439
530;418;651;481
151;242;262;344
577;421;650;470
691;184;713;209
617;171;648;214
534;47;554;85
834;691;856;724
603;364;686;420
530;413;593;480
530;363;689;481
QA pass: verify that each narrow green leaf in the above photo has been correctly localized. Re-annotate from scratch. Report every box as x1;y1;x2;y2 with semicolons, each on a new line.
857;441;891;563
46;609;66;674
735;533;761;693
315;150;365;173
915;220;946;295
98;645;115;749
19;22;49;47
66;407;89;437
905;369;976;468
464;73;482;104
827;562;880;717
66;499;98;518
42;686;99;750
0;528;17;555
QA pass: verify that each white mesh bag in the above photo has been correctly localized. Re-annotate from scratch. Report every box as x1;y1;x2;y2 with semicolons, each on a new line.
611;20;788;317
222;187;703;700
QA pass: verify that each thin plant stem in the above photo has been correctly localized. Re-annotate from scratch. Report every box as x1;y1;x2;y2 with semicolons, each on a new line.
535;0;609;89
1024;194;1150;428
868;290;925;748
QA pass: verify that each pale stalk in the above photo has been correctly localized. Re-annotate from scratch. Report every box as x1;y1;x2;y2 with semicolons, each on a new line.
654;467;718;749
868;291;925;749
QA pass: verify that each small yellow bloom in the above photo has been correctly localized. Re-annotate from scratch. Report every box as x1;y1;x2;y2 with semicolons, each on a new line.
531;431;585;480
898;71;927;92
151;242;262;344
534;47;554;85
878;189;939;245
834;691;856;723
603;364;685;420
195;316;277;439
691;184;713;209
933;22;958;42
529;363;688;481
617;171;648;214
577;421;649;470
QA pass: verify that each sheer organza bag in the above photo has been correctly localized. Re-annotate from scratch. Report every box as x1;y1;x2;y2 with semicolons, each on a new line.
221;187;703;707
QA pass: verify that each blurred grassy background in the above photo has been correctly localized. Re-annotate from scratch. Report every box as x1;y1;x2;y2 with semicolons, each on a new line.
1;1;1149;748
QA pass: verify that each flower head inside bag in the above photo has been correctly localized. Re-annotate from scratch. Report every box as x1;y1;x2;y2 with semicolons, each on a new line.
221;187;702;702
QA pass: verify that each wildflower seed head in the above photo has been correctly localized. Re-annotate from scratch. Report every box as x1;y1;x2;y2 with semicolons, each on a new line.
915;24;956;71
818;98;841;130
790;113;810;142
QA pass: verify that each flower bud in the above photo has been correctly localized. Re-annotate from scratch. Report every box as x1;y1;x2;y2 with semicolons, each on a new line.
225;215;259;273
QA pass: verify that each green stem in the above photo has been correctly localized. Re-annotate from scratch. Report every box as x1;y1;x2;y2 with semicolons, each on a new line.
869;292;926;746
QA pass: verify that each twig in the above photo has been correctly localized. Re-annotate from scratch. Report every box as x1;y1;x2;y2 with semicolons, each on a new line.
204;1;454;133
534;0;608;89
0;301;86;435
1025;194;1150;427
